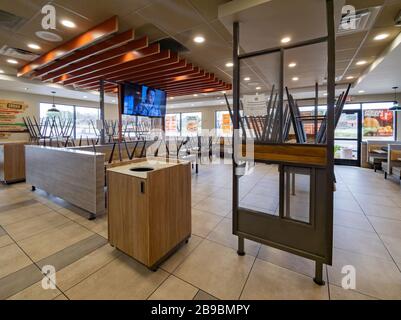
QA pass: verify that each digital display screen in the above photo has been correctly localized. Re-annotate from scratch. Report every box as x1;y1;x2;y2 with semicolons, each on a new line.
122;83;166;117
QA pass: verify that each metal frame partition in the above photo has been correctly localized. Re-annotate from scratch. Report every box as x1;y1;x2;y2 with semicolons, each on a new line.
232;0;335;285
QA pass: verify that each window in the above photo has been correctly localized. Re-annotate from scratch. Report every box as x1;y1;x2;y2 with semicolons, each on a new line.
215;111;233;136
40;103;74;119
75;107;99;138
181;112;202;136
165;113;181;136
362;102;395;141
39;103;74;137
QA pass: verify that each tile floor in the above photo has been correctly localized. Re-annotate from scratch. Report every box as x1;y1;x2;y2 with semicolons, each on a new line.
0;163;401;300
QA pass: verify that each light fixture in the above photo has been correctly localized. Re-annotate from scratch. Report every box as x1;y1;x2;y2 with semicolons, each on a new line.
288;62;297;68
225;62;233;67
358;90;365;93
244;77;251;81
112;100;116;103
28;43;41;50
7;59;18;64
374;33;389;41
83;95;88;99
0;69;4;74
169;97;174;100
47;91;60;115
222;91;226;94
281;37;291;44
61;20;76;28
24;87;29;91
292;77;299;81
256;86;261;90
346;76;354;80
356;60;367;66
193;36;205;43
323;93;328;96
390;86;400;111
193;94;198;97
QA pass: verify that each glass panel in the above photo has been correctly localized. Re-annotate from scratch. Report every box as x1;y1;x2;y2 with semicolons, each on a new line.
362;102;395;141
75;106;99;139
335;112;358;139
165;113;181;136
39;103;74;137
181;112;202;136
40;103;74;119
215;111;233;137
334;140;358;160
283;166;311;224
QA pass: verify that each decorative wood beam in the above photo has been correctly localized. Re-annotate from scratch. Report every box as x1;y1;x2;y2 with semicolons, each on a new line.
42;36;149;82
32;29;135;78
18;16;119;77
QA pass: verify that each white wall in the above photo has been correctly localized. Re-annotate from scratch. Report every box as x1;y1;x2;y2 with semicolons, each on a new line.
0;89;118;141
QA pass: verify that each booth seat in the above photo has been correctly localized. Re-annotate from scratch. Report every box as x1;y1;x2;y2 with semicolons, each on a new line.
366;140;401;172
382;144;401;183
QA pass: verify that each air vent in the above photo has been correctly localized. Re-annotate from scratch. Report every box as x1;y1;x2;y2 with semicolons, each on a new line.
0;45;39;62
156;37;189;53
0;9;27;30
337;7;380;36
35;31;63;42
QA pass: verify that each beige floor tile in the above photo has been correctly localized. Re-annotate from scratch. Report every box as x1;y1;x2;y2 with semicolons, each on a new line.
207;218;260;257
353;193;399;208
4;211;70;241
334;198;363;214
191;209;223;238
241;259;329;300
328;248;401;300
194;196;231;217
329;284;377;300
0;234;14;248
7;281;61;300
257;245;318;278
56;244;120;291
0;243;32;279
361;203;401;220
368;216;401;238
380;234;401;264
18;221;94;262
0;202;53;226
65;254;168;300
240;193;279;214
53;294;68;300
174;240;254;300
161;235;203;273
333;225;392;261
148;275;198;300
334;210;374;232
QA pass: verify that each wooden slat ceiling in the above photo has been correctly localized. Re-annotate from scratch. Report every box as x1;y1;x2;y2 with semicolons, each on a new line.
17;16;231;97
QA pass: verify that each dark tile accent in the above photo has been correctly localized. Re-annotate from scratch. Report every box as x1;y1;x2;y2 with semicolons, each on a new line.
0;264;43;300
36;234;108;271
193;290;219;300
0;199;37;213
0;226;6;237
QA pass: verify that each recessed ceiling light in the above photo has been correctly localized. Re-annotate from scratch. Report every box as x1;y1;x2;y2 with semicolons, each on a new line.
356;60;367;66
28;43;41;50
281;37;291;44
374;33;389;41
244;77;251;81
61;20;76;28
169;97;174;100
256;86;261;90
220;101;224;104
7;59;18;64
222;91;226;94
83;96;88;98
193;36;205;43
193;94;198;97
225;62;233;67
292;77;299;81
24;87;29;90
358;90;365;93
112;100;116;103
323;93;328;96
346;76;354;80
191;103;195;106
288;62;297;68
0;69;4;74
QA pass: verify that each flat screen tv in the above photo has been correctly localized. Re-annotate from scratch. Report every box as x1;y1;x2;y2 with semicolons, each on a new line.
122;83;167;117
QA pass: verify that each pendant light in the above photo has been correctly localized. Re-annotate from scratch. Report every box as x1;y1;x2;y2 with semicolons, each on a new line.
390;86;400;111
47;91;60;115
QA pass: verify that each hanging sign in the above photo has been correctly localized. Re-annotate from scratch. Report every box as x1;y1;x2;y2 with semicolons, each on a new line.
242;94;267;116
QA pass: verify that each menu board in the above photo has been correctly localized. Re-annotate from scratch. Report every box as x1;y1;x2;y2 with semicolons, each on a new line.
165;114;179;133
242;94;267;116
363;109;394;138
185;116;198;133
0;100;28;139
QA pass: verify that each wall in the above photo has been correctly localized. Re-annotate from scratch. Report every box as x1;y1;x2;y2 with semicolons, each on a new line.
167;93;401;140
0;89;117;141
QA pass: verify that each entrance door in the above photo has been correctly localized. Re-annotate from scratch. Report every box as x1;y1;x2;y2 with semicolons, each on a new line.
334;109;362;166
